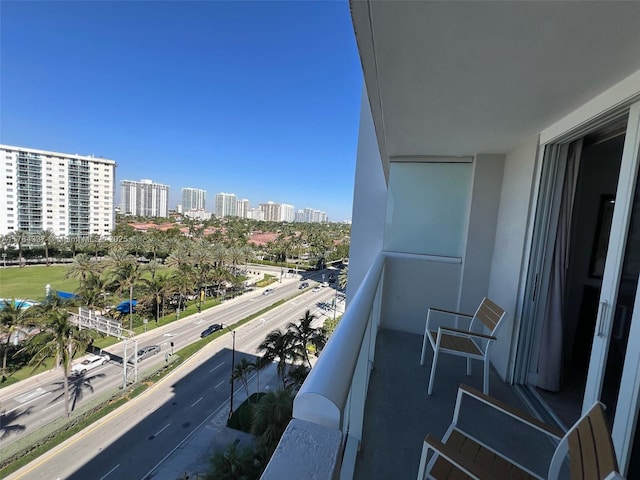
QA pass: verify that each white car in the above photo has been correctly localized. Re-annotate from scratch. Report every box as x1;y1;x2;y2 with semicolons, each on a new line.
312;287;321;292
71;353;110;375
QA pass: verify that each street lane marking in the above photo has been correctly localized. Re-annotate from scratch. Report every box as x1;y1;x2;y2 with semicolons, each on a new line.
214;380;225;389
153;423;171;438
13;387;47;403
43;400;63;412
6;390;53;414
209;362;225;372
99;464;120;480
190;397;203;408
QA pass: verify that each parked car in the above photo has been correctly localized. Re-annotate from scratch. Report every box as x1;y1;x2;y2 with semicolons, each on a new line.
263;288;274;295
201;323;223;338
129;345;161;363
321;282;330;287
312;287;321;292
299;282;309;289
71;353;110;376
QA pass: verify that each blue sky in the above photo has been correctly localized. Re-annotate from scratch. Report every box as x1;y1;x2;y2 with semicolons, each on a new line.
1;1;362;222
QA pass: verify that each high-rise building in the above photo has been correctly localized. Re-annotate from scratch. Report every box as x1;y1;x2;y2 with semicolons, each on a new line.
237;198;250;219
247;208;264;221
280;203;295;222
181;187;206;212
259;201;281;222
0;145;116;238
120;179;169;218
215;192;237;217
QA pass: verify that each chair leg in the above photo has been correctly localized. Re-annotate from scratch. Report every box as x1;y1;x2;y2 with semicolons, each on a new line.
428;348;439;395
420;331;429;366
466;357;472;376
483;358;490;395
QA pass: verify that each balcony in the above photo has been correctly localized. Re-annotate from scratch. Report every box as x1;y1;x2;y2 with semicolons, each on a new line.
261;253;543;479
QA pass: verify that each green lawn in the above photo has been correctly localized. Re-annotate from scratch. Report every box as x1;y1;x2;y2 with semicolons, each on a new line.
0;265;80;301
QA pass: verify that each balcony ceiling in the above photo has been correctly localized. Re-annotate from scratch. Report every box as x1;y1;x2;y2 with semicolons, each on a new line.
350;1;640;164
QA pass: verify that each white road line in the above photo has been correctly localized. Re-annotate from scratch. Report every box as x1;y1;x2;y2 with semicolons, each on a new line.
42;401;63;412
214;380;225;389
99;464;120;480
209;362;225;372
154;423;171;437
190;397;203;408
6;391;54;414
13;388;49;404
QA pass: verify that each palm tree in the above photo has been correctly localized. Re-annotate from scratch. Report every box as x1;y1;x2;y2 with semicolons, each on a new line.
7;230;27;267
41;229;56;266
231;358;255;401
338;266;348;290
65;253;100;285
145;233;165;263
140;272;172;322
106;253;141;329
0;300;31;381
207;442;262;480
257;329;299;388
20;306;93;417
286;310;326;368
251;387;295;456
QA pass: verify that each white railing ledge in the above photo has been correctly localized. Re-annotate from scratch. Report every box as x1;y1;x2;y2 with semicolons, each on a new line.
293;253;385;429
261;419;343;480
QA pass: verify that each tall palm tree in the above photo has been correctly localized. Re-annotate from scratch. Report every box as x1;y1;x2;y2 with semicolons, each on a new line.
338;266;348;290
106;253;141;329
257;329;299;388
21;306;93;417
65;253;100;285
286;310;326;368
140;272;172;322
41;229;56;266
231;358;255;401
0;300;31;381
7;230;27;267
145;233;165;263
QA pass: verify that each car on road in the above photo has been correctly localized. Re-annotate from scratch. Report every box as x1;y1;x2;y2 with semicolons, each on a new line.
263;288;274;295
129;345;161;363
312;287;321;292
201;323;223;337
71;353;110;375
299;282;309;290
321;282;330;287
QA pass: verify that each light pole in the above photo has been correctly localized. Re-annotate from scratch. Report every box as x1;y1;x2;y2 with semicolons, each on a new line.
223;324;236;419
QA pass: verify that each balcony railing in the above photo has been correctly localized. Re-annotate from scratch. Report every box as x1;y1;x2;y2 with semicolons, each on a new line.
261;253;385;479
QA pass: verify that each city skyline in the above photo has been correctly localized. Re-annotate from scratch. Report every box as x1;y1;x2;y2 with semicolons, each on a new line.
1;2;362;222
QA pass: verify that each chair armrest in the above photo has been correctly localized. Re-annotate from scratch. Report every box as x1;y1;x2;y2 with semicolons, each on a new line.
439;326;497;341
423;434;498;480
428;306;474;318
458;384;563;438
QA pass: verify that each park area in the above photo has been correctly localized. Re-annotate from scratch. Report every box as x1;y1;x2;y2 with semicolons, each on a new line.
0;265;79;301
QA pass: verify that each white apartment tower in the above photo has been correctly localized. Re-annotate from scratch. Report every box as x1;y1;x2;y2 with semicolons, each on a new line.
0;145;116;238
280;203;295;222
259;201;281;222
120;179;169;218
214;192;237;218
237;198;250;219
182;187;206;211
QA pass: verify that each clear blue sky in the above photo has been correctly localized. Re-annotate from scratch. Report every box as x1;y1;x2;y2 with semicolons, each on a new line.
1;1;362;222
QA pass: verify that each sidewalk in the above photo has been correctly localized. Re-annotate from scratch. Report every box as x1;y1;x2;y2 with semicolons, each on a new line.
146;364;281;480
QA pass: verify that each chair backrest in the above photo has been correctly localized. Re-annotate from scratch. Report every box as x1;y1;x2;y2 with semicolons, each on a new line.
549;402;620;480
470;297;506;335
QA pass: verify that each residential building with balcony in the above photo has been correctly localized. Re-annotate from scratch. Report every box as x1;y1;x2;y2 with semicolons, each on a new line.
259;201;281;222
181;187;206;211
120;179;169;218
237;198;250;219
263;2;640;479
214;192;237;218
0;145;116;238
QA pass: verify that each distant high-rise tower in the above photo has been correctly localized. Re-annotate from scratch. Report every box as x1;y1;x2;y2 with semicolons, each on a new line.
0;144;116;238
215;192;237;217
120;179;169;218
182;188;206;211
237;198;250;219
259;201;281;222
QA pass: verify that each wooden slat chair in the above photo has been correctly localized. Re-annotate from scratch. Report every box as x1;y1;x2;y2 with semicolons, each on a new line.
417;384;623;480
420;297;506;395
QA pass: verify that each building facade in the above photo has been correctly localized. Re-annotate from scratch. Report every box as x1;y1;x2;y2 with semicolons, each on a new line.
237;198;250;219
295;207;328;223
0;145;116;238
280;203;295;222
214;192;237;218
120;179;169;218
259;201;280;222
181;187;206;212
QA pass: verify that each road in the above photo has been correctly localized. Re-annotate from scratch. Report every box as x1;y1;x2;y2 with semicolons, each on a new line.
0;267;342;461
6;274;343;480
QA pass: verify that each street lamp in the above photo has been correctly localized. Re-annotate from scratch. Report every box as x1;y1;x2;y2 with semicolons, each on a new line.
222;324;236;419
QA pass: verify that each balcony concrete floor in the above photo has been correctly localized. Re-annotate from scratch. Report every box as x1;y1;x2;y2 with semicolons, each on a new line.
354;329;563;479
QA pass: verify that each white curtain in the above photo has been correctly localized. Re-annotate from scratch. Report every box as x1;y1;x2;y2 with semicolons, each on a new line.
538;139;583;391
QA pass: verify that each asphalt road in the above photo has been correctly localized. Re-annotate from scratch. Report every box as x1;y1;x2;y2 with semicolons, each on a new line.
6;274;343;480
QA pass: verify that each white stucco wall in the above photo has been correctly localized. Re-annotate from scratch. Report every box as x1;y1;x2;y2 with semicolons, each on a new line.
487;137;539;380
347;86;387;302
458;154;505;314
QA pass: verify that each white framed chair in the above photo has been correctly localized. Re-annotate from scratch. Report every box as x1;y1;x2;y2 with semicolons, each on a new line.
420;297;506;395
417;384;622;480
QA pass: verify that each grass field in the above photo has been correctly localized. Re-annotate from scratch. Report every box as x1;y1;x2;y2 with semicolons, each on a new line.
0;265;80;301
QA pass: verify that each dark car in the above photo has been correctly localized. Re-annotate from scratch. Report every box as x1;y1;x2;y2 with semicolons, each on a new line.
201;323;223;338
299;282;309;290
129;345;161;363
